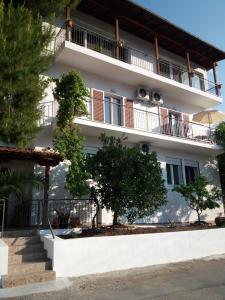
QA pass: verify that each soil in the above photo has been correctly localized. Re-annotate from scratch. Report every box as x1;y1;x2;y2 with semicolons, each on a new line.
58;223;219;239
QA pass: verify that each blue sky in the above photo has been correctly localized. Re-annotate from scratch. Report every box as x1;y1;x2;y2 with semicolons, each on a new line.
135;0;225;111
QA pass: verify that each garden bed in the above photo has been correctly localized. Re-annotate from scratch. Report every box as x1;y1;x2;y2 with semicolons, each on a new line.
57;223;217;239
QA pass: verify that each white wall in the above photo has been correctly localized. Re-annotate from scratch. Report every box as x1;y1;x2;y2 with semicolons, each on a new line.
43;228;225;277
0;240;8;277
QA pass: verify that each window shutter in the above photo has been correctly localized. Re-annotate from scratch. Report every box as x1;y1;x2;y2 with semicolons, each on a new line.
125;99;134;128
92;89;104;122
160;107;168;134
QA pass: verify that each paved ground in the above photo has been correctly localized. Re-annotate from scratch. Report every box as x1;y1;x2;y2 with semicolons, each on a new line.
2;256;225;300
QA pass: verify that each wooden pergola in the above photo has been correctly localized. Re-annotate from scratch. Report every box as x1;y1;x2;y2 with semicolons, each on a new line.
64;0;225;96
0;147;62;226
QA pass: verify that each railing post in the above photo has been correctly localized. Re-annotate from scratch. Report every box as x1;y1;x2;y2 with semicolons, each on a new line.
43;165;50;227
212;62;221;96
115;17;120;59
186;51;193;87
154;36;160;74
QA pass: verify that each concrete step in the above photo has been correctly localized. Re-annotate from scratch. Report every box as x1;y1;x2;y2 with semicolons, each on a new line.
4;236;40;247
9;251;47;264
2;271;56;288
8;261;52;275
9;243;44;255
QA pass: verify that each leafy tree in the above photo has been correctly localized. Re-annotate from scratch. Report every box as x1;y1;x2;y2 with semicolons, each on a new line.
3;0;81;19
215;122;225;149
54;70;89;128
173;175;221;224
53;70;90;197
0;2;54;147
87;134;167;225
214;122;225;207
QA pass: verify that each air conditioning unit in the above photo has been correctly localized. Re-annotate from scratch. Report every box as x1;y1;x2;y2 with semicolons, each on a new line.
151;91;163;106
137;87;150;102
139;142;151;154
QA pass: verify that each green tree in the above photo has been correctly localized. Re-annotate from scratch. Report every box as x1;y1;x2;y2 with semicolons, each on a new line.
0;169;44;200
53;70;90;197
173;175;221;224
214;122;225;208
4;0;81;19
87;134;167;225
0;2;54;147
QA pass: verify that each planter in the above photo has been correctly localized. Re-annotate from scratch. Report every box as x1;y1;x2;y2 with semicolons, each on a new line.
41;228;225;278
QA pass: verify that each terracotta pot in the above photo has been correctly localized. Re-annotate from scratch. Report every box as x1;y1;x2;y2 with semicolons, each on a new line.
215;217;225;227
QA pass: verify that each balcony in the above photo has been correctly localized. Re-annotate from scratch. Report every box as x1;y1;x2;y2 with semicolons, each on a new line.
53;24;222;109
75;97;222;154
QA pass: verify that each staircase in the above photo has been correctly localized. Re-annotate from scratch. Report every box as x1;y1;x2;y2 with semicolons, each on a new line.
2;230;55;288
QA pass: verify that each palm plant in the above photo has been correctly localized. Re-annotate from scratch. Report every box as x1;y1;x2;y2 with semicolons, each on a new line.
0;169;44;201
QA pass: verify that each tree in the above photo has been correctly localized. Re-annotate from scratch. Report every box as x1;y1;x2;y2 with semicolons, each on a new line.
214;122;225;210
0;169;44;200
87;134;167;225
53;70;90;197
173;175;221;224
3;0;81;19
0;2;54;147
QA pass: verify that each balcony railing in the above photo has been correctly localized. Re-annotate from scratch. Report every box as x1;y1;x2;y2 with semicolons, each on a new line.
80;97;214;144
54;23;219;97
38;101;57;126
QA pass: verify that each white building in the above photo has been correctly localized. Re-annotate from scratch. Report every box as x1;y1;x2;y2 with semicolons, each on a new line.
2;0;225;226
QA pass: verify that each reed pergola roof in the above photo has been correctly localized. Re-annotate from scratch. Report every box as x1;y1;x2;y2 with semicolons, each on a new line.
0;147;62;167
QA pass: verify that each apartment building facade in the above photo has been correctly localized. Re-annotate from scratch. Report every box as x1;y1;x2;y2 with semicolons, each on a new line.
3;0;225;226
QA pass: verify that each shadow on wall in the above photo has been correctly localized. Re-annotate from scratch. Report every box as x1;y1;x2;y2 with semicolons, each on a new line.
33;162;72;200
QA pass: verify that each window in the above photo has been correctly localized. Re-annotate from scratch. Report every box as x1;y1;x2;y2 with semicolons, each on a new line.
104;95;123;126
184;160;199;184
166;158;183;185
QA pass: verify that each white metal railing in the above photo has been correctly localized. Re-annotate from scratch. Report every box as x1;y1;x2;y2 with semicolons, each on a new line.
54;23;219;97
37;99;214;144
81;97;214;144
38;101;57;126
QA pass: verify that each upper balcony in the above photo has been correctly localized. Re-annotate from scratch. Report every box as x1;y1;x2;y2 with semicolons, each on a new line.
53;23;222;109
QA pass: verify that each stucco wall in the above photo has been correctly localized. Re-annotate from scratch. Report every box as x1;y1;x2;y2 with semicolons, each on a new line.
42;228;225;278
0;240;8;277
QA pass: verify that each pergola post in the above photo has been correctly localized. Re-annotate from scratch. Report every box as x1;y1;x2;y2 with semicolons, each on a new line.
115;17;120;59
65;1;73;42
154;36;160;75
213;62;220;96
42;165;50;227
186;51;193;87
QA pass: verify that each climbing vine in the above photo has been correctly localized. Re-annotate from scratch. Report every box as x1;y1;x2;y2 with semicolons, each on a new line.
53;70;90;197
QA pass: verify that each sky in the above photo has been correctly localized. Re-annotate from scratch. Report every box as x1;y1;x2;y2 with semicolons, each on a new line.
134;0;225;111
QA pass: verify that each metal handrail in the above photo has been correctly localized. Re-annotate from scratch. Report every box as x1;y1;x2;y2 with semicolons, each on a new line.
0;199;6;239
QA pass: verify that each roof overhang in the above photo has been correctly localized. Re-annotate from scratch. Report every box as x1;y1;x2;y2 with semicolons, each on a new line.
77;0;225;70
0;147;62;167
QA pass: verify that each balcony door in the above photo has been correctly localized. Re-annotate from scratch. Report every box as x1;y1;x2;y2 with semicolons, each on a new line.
168;111;182;136
104;95;123;126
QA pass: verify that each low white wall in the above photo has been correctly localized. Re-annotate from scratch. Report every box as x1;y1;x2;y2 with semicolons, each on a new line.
0;240;8;276
43;228;225;278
